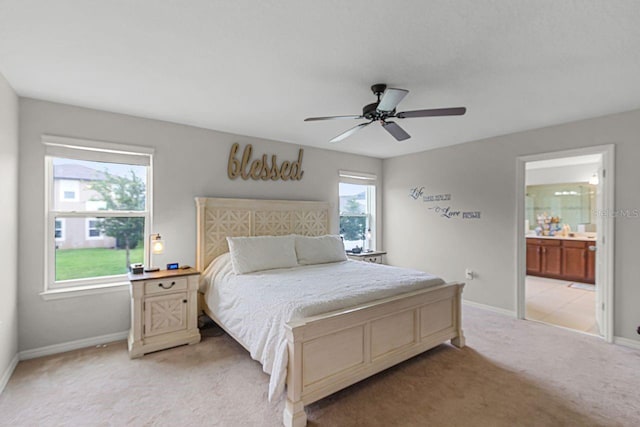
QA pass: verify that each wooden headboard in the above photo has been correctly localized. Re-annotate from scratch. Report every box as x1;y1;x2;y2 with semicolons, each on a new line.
195;197;331;271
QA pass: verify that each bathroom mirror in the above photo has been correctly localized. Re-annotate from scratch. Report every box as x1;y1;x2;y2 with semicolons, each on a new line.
525;183;596;232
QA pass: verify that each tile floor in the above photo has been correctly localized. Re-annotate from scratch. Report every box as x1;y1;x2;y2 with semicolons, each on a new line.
525;276;599;335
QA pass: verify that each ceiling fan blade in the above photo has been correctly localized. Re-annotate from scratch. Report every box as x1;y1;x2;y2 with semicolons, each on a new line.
382;121;411;142
330;121;372;143
304;115;363;121
377;88;409;112
396;107;466;119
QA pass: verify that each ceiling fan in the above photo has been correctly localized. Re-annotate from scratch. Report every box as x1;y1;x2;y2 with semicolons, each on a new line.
304;83;466;143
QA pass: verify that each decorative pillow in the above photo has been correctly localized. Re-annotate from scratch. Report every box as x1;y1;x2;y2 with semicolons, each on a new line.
295;235;348;265
227;235;298;274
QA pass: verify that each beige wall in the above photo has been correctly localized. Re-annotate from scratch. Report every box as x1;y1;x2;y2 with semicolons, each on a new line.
16;96;640;352
18;98;382;351
383;109;640;343
0;73;19;387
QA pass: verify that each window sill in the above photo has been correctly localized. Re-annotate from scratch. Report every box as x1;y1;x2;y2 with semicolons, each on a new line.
40;281;130;301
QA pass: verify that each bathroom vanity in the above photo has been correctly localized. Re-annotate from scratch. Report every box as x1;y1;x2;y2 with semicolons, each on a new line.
526;236;596;284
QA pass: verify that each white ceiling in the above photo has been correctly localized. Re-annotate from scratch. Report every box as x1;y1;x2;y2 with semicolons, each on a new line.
1;1;639;159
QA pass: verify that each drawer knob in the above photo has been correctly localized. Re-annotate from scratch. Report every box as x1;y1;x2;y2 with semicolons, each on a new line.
158;281;176;289
183;299;187;304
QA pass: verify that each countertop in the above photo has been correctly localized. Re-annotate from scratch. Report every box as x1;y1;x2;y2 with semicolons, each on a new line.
526;234;596;242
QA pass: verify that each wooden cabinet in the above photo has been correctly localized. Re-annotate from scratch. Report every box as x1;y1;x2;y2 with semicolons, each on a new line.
526;238;595;284
562;241;588;281
542;244;563;276
526;243;542;274
128;268;201;358
527;239;562;276
586;244;596;283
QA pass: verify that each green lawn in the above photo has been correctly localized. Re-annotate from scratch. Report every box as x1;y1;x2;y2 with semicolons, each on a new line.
56;246;144;281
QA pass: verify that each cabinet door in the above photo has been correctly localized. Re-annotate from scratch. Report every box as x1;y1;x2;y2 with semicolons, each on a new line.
542;246;562;276
586;244;596;284
526;244;541;274
562;247;587;281
144;292;188;337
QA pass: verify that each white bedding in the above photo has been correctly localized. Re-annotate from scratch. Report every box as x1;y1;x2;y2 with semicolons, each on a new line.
200;254;445;401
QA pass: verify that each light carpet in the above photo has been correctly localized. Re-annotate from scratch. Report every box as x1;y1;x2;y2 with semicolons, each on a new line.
1;306;639;426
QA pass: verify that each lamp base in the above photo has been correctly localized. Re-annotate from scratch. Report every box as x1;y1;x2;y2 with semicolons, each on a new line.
144;266;160;273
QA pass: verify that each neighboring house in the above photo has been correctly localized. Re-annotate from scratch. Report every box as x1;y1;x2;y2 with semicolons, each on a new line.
53;164;116;250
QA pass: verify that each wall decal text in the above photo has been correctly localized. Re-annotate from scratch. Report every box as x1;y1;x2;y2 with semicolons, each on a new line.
463;211;481;219
409;187;425;200
423;193;451;202
410;185;482;220
430;206;460;219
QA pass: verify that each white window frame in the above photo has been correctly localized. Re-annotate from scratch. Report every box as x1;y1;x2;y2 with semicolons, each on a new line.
54;218;65;242
85;217;104;240
339;170;377;250
43;135;154;295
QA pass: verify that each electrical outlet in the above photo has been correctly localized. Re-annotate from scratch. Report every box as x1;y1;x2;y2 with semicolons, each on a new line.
465;269;474;280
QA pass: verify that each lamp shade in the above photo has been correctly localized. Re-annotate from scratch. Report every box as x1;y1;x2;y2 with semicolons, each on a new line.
151;234;165;254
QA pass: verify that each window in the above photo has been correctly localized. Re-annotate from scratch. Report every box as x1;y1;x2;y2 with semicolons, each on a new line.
54;219;65;241
339;171;377;252
44;136;153;291
86;218;104;239
59;180;79;201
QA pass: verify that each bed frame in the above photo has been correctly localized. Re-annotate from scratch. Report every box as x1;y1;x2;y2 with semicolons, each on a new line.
195;197;465;427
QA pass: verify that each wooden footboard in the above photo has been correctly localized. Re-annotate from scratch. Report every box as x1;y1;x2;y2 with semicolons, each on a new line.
282;281;465;427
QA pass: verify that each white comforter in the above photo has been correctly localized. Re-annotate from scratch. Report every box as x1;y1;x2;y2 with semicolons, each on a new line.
200;254;444;401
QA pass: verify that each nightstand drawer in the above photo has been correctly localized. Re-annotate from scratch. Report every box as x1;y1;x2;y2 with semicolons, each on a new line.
144;277;188;295
365;256;381;263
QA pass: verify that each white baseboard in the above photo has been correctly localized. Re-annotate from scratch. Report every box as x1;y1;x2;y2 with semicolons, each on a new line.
463;299;516;317
0;353;19;394
613;336;640;351
19;330;129;361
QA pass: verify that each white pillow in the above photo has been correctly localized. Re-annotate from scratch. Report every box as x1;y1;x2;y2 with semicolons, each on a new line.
295;235;348;265
227;235;298;274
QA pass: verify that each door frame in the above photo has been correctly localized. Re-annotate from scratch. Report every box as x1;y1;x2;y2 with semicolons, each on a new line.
515;144;615;342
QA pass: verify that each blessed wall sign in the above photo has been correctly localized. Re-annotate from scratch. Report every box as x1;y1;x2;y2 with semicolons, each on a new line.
228;143;304;181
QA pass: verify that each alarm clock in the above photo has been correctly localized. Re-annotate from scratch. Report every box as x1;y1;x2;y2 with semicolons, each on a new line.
166;263;179;270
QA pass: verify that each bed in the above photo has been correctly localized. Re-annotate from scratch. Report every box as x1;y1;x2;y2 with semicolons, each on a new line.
195;197;465;427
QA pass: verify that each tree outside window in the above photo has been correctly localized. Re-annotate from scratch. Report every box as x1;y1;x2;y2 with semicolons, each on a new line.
339;181;375;251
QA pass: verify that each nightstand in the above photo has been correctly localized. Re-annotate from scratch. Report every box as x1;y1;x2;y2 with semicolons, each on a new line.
347;250;387;264
128;268;201;358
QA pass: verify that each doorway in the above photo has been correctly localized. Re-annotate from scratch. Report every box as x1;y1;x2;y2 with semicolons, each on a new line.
516;146;614;342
